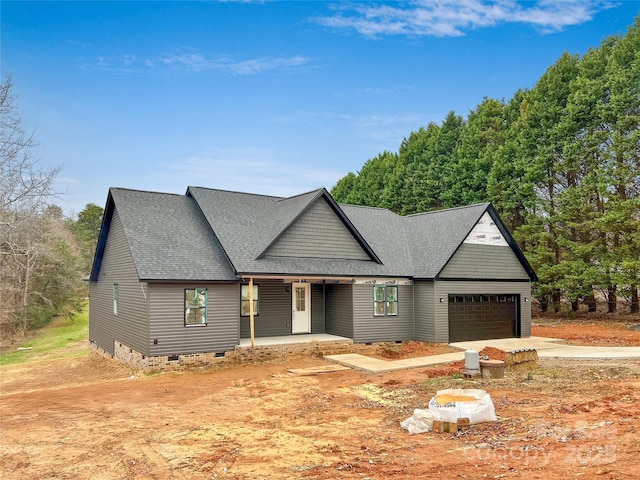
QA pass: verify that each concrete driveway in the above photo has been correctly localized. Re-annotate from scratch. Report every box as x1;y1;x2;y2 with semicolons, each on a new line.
325;336;640;373
450;336;640;360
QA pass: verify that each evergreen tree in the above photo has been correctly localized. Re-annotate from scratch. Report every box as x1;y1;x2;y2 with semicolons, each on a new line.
330;16;640;314
444;98;506;207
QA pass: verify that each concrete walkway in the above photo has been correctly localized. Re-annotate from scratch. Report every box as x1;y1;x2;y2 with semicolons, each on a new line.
325;337;640;373
325;351;465;373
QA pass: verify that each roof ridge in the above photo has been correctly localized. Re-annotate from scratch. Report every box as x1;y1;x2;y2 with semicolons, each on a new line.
339;203;399;214
275;187;325;203
405;202;489;218
187;186;283;199
111;187;183;197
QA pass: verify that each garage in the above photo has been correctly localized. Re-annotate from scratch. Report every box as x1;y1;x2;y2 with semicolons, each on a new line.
448;294;519;342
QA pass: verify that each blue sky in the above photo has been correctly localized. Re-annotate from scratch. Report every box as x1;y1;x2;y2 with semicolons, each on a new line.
2;1;639;217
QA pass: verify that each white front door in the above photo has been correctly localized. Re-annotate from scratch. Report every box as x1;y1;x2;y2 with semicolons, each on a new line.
292;283;311;334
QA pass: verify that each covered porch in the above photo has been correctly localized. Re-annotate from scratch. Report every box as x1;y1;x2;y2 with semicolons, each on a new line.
240;275;356;349
240;274;414;349
238;333;351;348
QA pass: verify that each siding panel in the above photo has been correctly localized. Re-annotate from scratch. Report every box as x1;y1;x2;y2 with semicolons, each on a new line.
433;281;532;343
89;208;149;355
149;283;239;355
265;198;371;260
240;279;292;338
440;244;530;280
311;284;325;334
414;281;435;342
325;284;353;338
352;284;414;343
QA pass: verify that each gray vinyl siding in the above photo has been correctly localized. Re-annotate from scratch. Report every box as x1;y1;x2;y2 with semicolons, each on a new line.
325;284;353;338
439;244;530;280
433;280;532;343
149;283;239;355
311;284;325;334
352;284;414;343
89;208;148;355
414;280;436;342
264;198;371;260
240;279;291;338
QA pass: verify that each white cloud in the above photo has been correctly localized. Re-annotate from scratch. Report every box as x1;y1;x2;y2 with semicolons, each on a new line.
225;55;308;75
96;50;310;75
315;0;614;37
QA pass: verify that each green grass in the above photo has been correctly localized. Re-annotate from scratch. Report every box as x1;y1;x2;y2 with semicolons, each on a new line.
0;306;89;367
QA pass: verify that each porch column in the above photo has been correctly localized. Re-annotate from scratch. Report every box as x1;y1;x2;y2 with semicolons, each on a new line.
249;277;255;350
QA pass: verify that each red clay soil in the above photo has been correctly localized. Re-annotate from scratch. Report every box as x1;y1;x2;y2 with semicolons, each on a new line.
1;320;640;480
478;346;508;361
532;319;640;346
376;341;459;360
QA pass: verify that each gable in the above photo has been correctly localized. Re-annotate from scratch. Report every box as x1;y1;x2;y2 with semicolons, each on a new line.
463;212;508;246
402;203;490;278
99;206;141;282
262;197;373;261
91;188;237;282
439;243;530;280
439;208;531;280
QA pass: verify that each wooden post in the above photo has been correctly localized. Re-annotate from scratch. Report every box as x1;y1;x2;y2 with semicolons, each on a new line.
249;277;255;350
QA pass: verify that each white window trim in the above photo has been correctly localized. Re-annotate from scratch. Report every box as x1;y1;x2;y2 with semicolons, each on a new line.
112;283;118;316
373;285;398;316
240;284;260;317
184;287;208;327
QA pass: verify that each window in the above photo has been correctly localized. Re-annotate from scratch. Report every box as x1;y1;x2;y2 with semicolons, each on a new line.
295;286;305;311
373;285;398;316
185;288;207;326
112;284;118;315
241;284;259;317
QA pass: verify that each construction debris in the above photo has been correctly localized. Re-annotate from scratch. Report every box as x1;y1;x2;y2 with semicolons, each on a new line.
478;346;539;373
505;348;539;373
287;364;351;375
400;409;435;434
479;359;505;379
429;388;497;425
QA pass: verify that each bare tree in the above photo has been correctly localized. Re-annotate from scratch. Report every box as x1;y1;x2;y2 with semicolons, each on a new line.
0;74;61;337
0;74;60;215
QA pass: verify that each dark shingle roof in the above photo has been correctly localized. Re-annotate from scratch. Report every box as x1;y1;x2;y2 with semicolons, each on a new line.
187;186;387;276
99;188;236;281
91;185;532;282
404;203;490;277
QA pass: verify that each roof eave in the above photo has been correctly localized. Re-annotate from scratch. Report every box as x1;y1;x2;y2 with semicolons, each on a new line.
88;190;115;282
486;204;538;282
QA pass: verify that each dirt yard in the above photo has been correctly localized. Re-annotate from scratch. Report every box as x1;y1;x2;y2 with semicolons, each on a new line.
2;320;640;480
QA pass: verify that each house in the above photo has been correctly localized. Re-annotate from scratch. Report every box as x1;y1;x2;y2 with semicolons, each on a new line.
88;186;537;369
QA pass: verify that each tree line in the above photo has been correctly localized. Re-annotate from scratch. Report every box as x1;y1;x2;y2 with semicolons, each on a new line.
0;74;103;339
332;17;640;314
1;19;639;336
